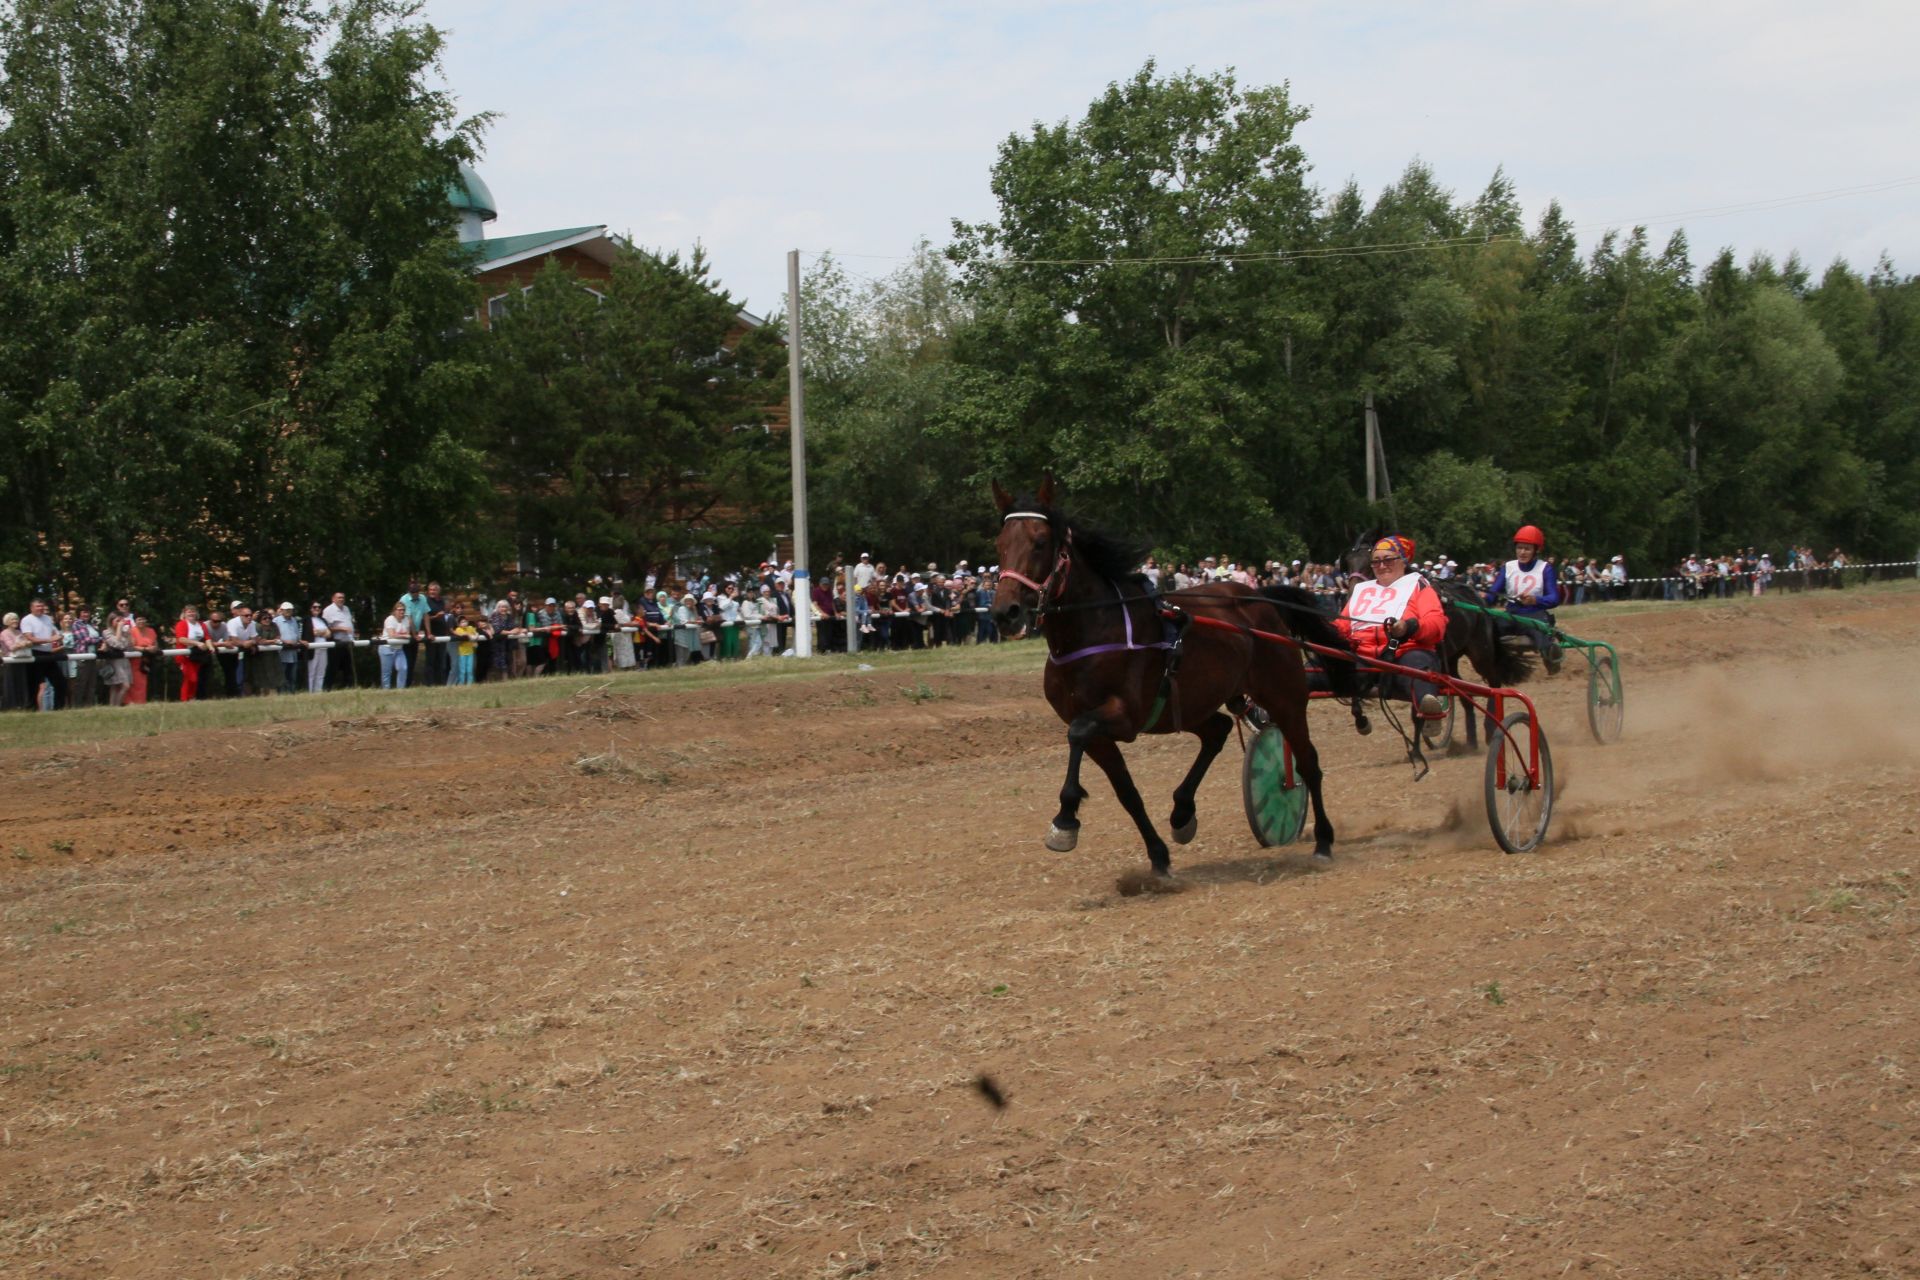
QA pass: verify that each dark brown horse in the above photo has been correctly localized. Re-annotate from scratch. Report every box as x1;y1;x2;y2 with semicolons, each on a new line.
992;476;1359;876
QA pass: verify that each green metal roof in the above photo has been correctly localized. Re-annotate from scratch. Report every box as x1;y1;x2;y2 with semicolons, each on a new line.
465;227;605;268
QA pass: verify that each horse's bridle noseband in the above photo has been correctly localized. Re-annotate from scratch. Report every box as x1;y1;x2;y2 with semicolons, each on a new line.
999;511;1072;616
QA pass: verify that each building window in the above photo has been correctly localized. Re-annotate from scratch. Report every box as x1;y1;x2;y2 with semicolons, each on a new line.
487;293;511;321
581;286;606;304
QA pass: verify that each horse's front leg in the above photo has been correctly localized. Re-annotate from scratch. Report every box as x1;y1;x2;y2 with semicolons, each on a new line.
1084;736;1172;876
1168;711;1233;844
1046;737;1089;852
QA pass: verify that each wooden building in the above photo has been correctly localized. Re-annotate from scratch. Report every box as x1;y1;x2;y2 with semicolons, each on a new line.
449;165;787;581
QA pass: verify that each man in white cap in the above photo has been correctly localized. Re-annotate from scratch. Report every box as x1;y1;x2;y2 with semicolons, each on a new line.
272;602;304;694
852;552;875;591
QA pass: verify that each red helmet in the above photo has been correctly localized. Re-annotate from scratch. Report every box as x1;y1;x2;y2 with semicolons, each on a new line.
1513;524;1545;549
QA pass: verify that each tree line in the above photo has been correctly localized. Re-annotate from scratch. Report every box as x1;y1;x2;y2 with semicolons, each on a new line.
0;0;781;610
808;63;1920;572
4;11;1914;608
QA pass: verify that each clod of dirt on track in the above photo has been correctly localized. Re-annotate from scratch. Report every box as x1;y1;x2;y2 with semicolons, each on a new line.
3;585;1919;1279
1115;867;1187;896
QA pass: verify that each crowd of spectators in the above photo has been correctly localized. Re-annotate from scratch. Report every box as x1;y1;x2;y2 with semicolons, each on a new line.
0;542;1885;713
0;558;1007;712
1140;544;1866;605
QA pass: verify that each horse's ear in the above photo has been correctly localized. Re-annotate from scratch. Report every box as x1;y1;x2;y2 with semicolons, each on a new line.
991;480;1013;514
1037;470;1056;507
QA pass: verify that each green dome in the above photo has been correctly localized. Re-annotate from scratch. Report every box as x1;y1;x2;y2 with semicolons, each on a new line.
448;163;497;222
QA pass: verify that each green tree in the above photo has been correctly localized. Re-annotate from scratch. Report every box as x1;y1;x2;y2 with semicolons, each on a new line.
800;243;983;568
1540;228;1696;562
1393;451;1541;560
477;250;786;588
1678;250;1846;551
0;0;491;609
1861;262;1920;553
945;61;1319;557
1812;258;1920;553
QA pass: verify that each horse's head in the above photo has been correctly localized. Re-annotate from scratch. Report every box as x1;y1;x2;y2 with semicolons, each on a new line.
1340;527;1385;579
991;472;1062;636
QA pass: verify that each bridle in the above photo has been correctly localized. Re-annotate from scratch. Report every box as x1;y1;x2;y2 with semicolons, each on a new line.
998;511;1072;618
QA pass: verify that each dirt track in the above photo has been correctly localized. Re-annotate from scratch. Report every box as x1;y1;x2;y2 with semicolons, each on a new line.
3;587;1918;1278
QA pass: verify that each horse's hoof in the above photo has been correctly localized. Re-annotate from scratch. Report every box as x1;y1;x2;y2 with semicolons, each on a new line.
1311;849;1334;865
1355;716;1372;736
1171;818;1197;845
1044;824;1078;853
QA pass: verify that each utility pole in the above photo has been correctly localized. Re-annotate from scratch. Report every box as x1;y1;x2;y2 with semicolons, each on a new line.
1365;392;1398;526
786;250;813;657
1364;392;1379;504
1687;417;1701;554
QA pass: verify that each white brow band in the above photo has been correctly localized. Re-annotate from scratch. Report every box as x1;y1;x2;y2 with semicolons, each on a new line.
1002;511;1051;523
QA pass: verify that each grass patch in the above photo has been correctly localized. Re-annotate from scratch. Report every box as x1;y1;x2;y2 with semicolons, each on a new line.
0;639;1047;751
1553;576;1917;627
1814;888;1860;912
12;579;1908;752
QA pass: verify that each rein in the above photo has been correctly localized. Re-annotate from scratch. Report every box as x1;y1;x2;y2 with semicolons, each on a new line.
1046;578;1173;665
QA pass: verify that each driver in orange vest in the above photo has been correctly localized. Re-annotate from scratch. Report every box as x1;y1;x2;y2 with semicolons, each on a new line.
1330;534;1448;716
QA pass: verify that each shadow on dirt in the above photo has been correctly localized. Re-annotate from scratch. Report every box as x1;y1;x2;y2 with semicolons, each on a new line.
1165;852;1330;889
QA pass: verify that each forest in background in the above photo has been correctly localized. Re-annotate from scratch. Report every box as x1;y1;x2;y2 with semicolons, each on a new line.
4;6;1915;608
805;63;1920;572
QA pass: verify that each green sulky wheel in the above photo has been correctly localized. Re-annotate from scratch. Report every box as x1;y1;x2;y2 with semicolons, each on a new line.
1242;725;1309;847
1586;651;1625;744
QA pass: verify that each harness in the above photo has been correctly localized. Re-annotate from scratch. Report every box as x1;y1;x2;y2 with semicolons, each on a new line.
1002;511;1189;730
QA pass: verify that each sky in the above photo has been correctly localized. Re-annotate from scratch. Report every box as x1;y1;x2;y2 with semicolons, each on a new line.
419;0;1920;317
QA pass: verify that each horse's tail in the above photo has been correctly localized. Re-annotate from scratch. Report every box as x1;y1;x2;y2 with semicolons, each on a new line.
1490;629;1540;687
1260;585;1358;700
1482;629;1543;690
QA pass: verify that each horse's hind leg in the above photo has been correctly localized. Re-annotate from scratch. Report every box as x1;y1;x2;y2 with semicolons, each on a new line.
1047;739;1090;852
1084;737;1173;876
1169;711;1233;844
1270;703;1335;862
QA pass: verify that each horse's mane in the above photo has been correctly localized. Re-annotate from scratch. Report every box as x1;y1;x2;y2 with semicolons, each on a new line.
1013;497;1147;586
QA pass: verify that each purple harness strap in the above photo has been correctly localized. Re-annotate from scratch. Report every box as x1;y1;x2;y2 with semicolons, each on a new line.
1047;584;1172;665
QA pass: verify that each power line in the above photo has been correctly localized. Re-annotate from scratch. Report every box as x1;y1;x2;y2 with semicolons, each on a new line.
800;174;1920;272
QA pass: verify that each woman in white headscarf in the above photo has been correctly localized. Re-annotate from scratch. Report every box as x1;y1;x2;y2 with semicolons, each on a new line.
738;587;765;658
674;593;702;666
609;593;637;671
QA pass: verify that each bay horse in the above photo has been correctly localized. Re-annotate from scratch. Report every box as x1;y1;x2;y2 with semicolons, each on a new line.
1340;529;1535;749
992;476;1360;877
